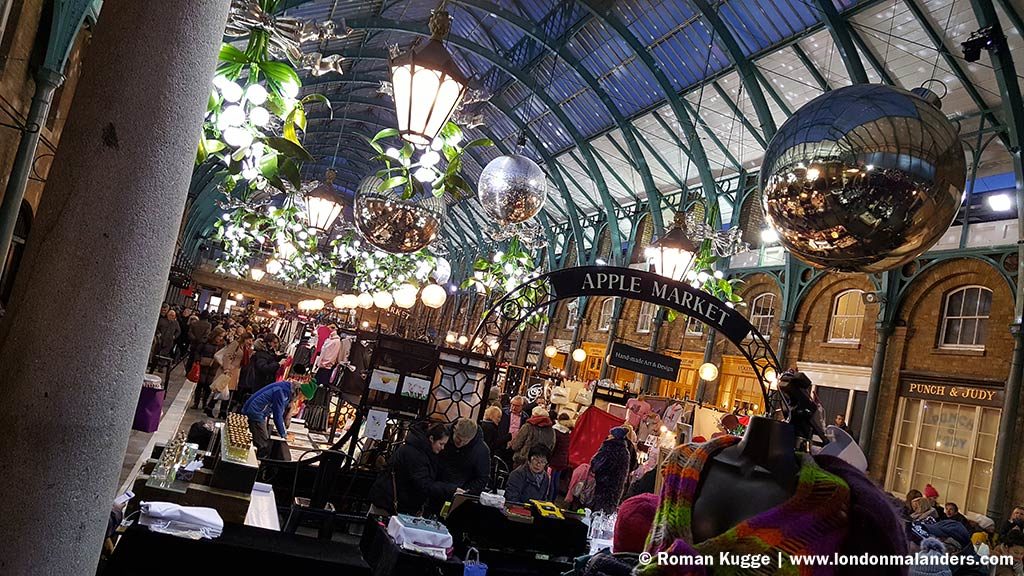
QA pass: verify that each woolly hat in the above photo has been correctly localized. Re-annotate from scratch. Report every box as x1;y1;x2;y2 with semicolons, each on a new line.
971;532;988;546
923;484;940;499
909;537;952;576
924;519;972;549
609;427;628;440
613;493;659;554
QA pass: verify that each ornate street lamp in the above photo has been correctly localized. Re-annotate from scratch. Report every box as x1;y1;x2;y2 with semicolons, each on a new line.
389;5;468;146
645;212;699;282
303;169;344;233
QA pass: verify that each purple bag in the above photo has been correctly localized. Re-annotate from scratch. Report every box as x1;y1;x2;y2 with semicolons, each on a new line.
132;386;164;433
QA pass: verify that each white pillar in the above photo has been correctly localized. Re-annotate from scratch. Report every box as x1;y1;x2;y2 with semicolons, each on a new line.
0;0;231;573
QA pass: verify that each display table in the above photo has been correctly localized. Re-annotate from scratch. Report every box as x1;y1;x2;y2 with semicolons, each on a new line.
104;522;369;575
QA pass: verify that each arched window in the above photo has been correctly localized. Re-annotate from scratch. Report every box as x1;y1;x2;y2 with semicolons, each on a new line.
636;301;655;333
940;286;993;349
749;293;776;336
828;290;865;343
685;317;705;336
565;304;578;330
598;298;615;332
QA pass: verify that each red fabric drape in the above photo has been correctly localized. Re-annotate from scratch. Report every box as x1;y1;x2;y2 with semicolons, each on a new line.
568;406;625;467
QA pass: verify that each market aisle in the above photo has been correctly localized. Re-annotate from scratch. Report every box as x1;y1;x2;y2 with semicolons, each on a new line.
116;364;195;493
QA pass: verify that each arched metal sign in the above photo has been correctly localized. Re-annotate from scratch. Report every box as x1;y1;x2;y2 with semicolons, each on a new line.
467;266;785;415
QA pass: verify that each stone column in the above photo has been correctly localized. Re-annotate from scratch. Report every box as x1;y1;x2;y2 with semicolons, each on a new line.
0;1;230;574
775;319;795;369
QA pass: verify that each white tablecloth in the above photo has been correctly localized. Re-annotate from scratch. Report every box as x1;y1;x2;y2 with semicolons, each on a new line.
244;482;280;531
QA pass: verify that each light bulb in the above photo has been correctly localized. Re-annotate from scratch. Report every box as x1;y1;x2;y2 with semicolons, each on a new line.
249;106;270;127
685;270;698;281
420;283;447;308
221;105;245;127
221;81;243;103
430;137;443;151
223;127;253;148
697;271;710;283
760;228;780;243
373;291;393;309
245;83;268;105
457;335;469;346
413;167;434;183
713;270;724;280
281;80;299;99
385;147;400;160
420;150;441;167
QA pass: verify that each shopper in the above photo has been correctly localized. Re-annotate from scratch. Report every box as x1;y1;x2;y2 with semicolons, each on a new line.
945;503;971;529
439;418;491;494
504;445;551;504
154;309;180;358
205;332;252;418
176;307;193;359
588;427;632;514
1000;507;1024;541
187;310;213;369
992;530;1024;576
971;532;990;556
240;334;283;400
924;484;947;519
499;396;528;449
510;406;556;468
480;405;503;455
193;329;225;409
834;414;851;434
487;386;502;407
907;489;925;514
909;537;951;576
549;412;573;500
315;328;342;386
241;368;316;459
912;496;939;522
612;493;659;554
369;421;458;516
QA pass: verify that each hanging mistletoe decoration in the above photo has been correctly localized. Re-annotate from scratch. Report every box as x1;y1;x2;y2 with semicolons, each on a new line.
462;237;547;329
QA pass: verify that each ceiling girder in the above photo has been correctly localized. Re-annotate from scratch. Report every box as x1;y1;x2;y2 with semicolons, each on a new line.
809;0;870;83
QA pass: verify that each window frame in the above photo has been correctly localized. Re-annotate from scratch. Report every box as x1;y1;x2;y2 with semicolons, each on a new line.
598;298;615;332
565;306;578;330
636;301;655;334
749;293;777;337
685;316;705;336
939;285;993;351
827;289;866;344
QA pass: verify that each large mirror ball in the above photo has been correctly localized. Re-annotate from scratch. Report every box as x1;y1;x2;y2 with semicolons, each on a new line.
760;84;966;273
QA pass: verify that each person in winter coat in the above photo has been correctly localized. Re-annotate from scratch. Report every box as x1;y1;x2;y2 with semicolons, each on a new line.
370;421;459;516
549;412;573;500
588;427;632;513
480;406;503;455
504;445;551;504
192;329;225;409
154;310;180;357
439;418;491;494
291;336;315;373
909;537;952;576
992;530;1024;576
510;406;556;468
241;370;316;459
239;335;283;399
187;311;213;369
205;332;252;418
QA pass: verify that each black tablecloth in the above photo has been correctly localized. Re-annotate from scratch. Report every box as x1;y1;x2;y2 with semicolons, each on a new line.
360;517;465;576
102;522;369;575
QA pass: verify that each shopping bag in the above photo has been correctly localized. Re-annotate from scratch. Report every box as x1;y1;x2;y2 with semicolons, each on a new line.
187;362;201;383
210;371;231;395
463;547;487;576
574;388;593;406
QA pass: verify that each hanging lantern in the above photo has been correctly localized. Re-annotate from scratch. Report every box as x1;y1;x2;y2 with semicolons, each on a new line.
332;295;346;308
250;267;266;282
393;284;418;308
544;345;558;358
571;348;587;363
645;212;699;282
478;153;547;224
420;283;447;308
445;332;458;344
698;362;720;381
761;84;965;273
373;291;393;309
303;169;345;233
354;176;445;254
341;293;359;309
457;335;469;346
389;6;468;146
265;258;283;275
357;292;374;309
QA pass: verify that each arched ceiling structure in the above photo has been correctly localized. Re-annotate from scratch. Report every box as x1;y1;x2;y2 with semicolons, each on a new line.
191;0;1024;266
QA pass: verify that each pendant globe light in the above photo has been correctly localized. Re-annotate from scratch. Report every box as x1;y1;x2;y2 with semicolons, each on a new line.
303;169;345;233
250;267;266;282
389;5;468;146
645;212;699;282
420;283;447;308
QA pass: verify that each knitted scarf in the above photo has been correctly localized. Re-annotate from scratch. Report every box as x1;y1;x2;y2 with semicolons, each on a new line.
640;435;851;576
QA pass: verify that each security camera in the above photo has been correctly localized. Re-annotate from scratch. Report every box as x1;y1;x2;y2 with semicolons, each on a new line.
961;26;1005;62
